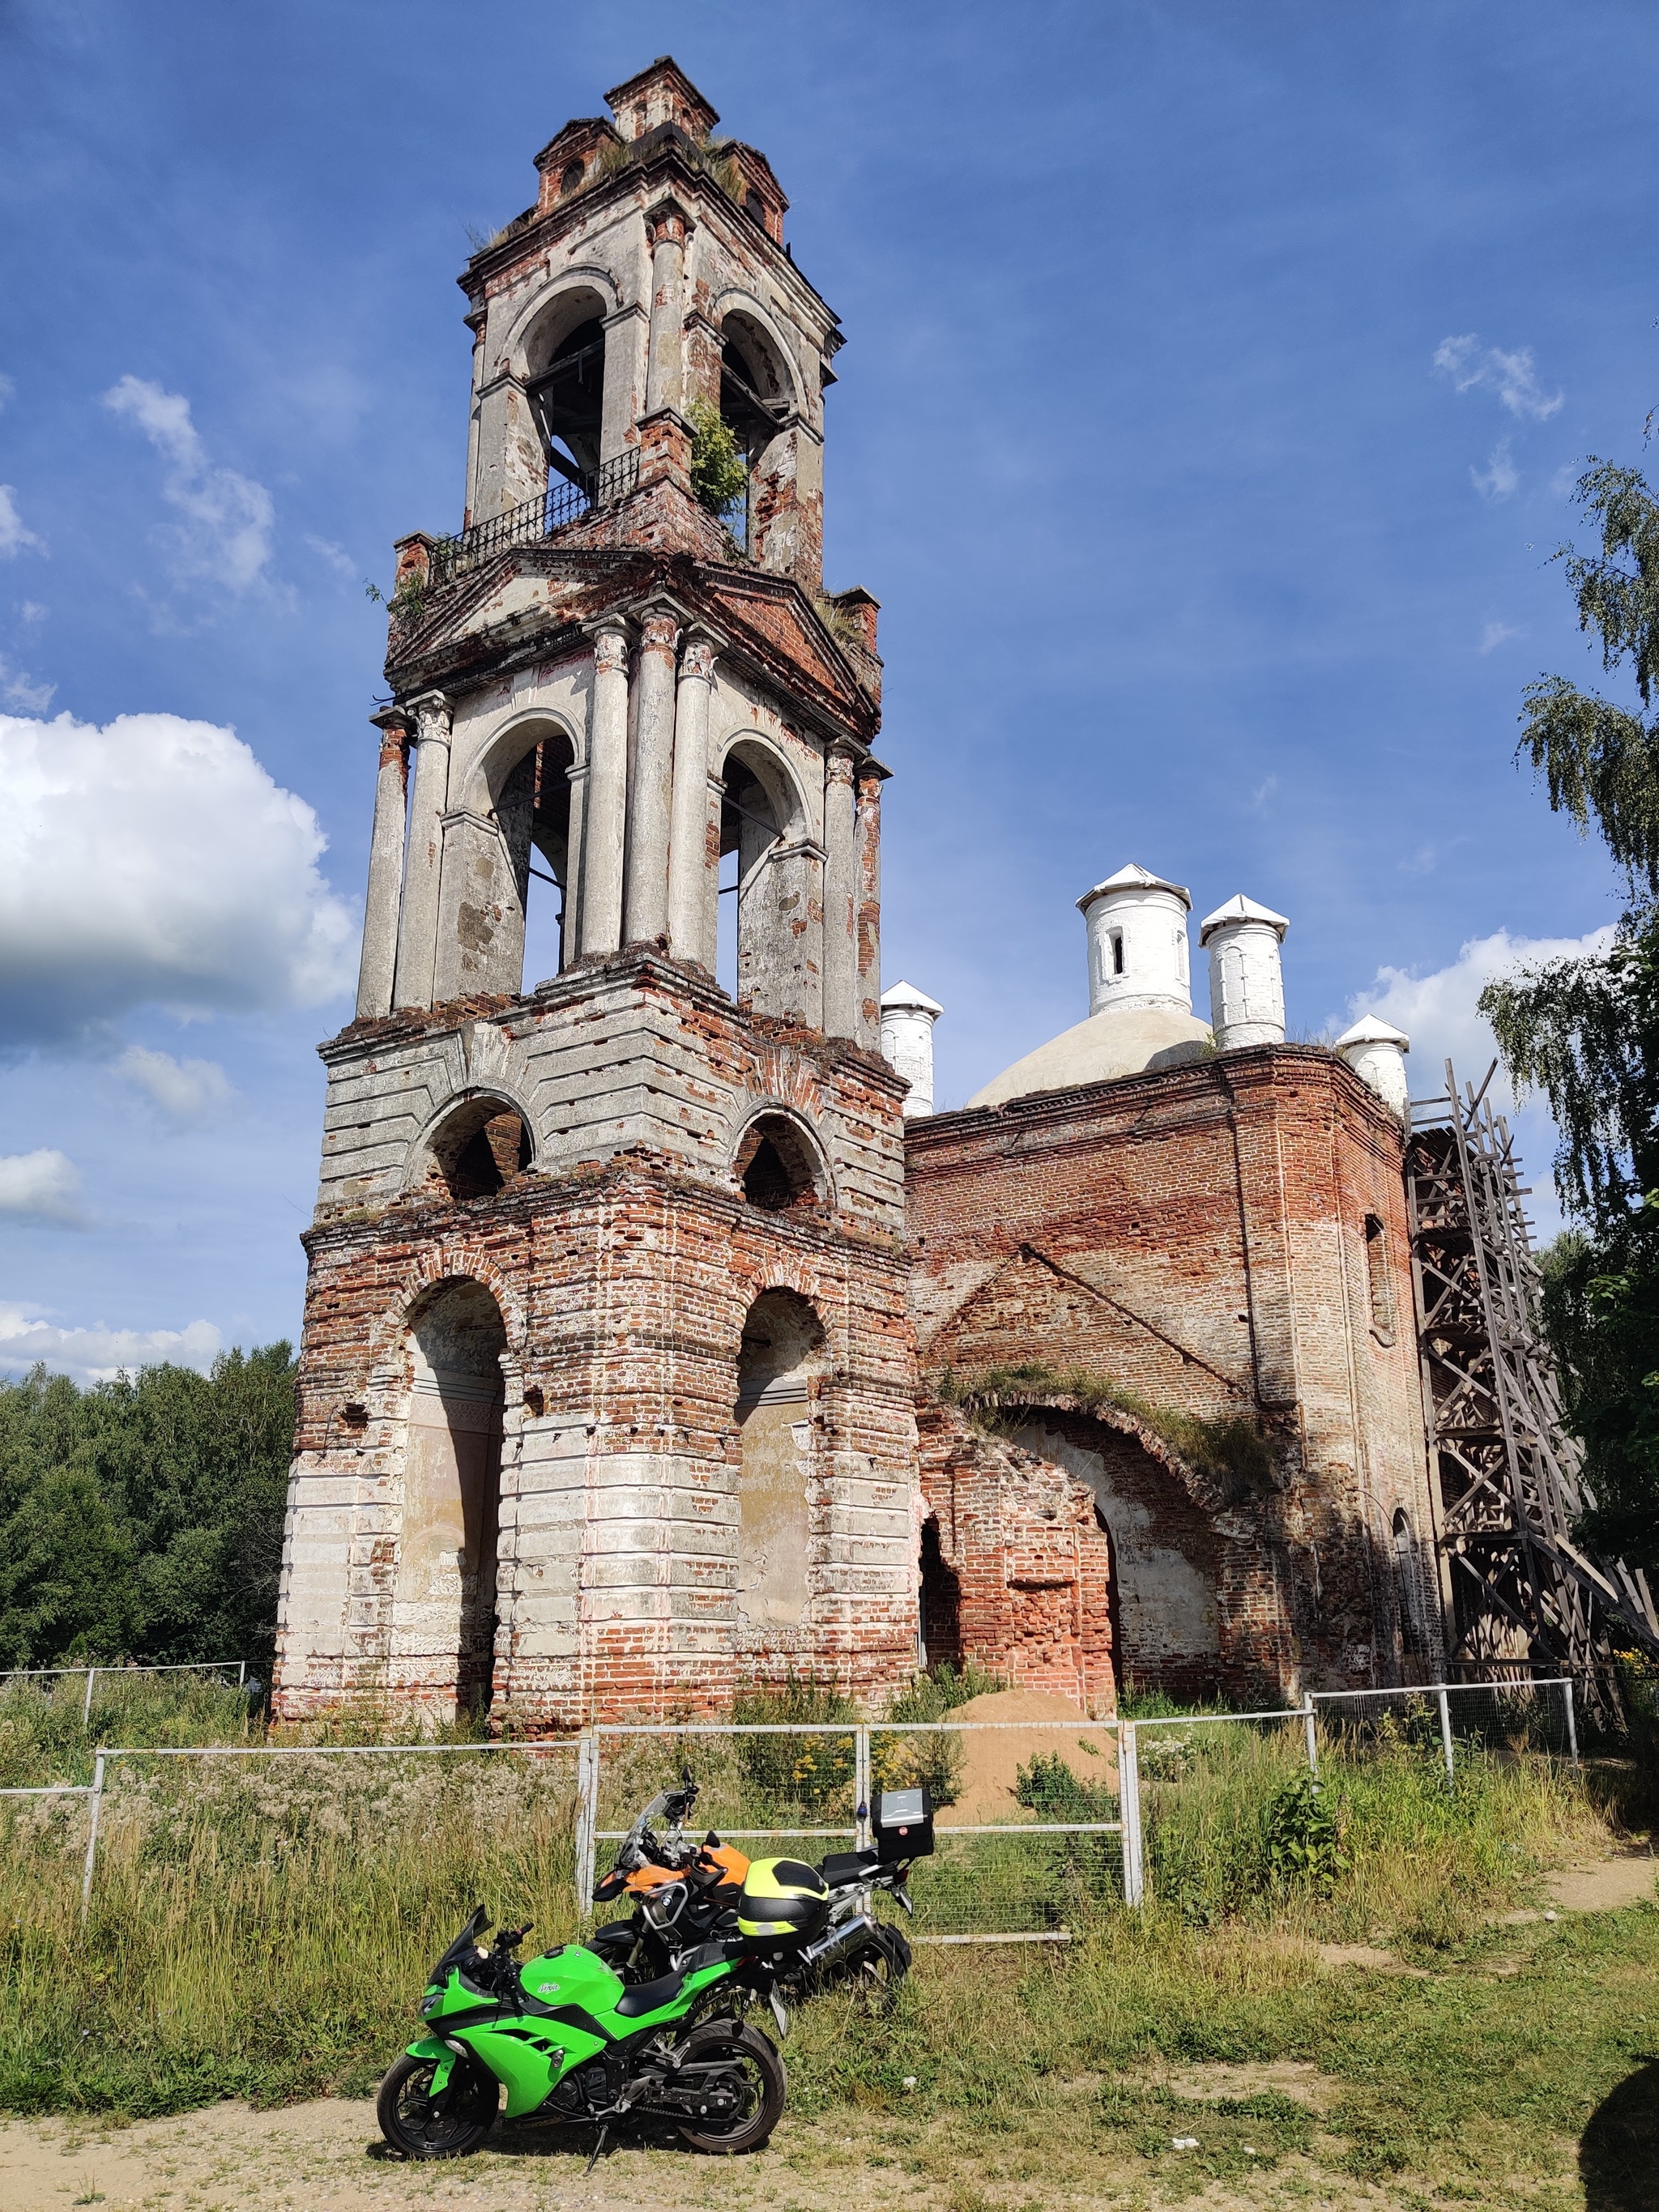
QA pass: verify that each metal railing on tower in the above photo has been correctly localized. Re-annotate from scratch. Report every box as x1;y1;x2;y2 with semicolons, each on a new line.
428;447;640;589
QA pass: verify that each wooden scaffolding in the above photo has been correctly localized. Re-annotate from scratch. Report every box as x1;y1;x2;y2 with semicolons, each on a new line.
1406;1060;1659;1719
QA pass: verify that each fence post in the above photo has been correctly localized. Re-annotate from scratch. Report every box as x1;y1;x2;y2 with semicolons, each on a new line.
854;1724;871;1851
573;1729;599;1917
1302;1691;1319;1778
1436;1685;1456;1782
79;1753;106;1921
82;1668;96;1728
1563;1678;1580;1767
1119;1721;1145;1908
238;1661;247;1689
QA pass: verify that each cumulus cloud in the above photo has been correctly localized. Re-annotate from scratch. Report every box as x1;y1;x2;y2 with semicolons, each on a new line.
0;1149;85;1224
117;1044;237;1121
1479;620;1521;654
17;600;45;623
102;377;274;591
1347;927;1613;1098
1433;334;1564;421
0;709;356;1044
1471;439;1520;501
0;373;14;409
0;486;38;557
0;1305;220;1383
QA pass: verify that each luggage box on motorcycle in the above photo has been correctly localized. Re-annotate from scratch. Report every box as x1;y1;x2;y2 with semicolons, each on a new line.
874;1784;934;1862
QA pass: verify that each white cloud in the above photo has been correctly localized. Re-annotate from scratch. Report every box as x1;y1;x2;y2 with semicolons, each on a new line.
1479;620;1521;654
0;655;54;711
0;1149;85;1224
0;486;39;557
1433;334;1564;422
1471;440;1519;501
0;708;356;1044
1345;927;1615;1234
305;533;356;578
17;600;45;623
0;373;14;410
117;1044;237;1122
0;1304;220;1383
102;376;274;592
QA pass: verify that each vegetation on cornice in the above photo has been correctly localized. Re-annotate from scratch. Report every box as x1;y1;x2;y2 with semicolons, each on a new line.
934;1359;1277;1490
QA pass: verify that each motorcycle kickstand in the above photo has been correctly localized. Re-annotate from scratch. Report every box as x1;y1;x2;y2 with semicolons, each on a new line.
584;2122;609;2176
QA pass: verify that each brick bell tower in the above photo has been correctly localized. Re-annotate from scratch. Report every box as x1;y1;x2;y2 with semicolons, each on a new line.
272;59;915;1727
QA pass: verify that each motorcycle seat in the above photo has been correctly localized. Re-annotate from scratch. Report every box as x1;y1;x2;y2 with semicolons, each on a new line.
611;1968;686;2018
819;1849;881;1887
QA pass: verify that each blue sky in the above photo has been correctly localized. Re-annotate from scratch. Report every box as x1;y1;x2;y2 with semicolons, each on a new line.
2;0;1654;1376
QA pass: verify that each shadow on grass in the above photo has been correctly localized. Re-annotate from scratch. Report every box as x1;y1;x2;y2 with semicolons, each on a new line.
1580;2058;1659;2212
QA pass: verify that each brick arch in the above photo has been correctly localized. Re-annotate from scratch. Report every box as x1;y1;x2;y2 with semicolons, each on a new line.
958;1386;1230;1520
369;1247;530;1377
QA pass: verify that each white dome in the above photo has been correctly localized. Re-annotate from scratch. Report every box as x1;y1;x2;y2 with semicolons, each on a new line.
967;1004;1213;1109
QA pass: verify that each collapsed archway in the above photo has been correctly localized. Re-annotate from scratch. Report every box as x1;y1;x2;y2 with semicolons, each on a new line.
734;1112;825;1213
422;1095;534;1203
394;1277;507;1717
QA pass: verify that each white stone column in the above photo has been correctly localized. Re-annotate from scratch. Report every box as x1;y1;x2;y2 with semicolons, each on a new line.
356;710;409;1020
578;624;630;957
822;745;859;1039
666;633;716;966
855;767;883;1047
643;200;690;419
880;982;944;1115
624;607;679;946
1337;1017;1411;1118
1201;894;1290;1049
392;693;450;1011
1077;862;1193;1016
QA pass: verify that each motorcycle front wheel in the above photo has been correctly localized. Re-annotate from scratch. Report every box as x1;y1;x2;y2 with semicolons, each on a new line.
377;2051;498;2159
672;2021;786;2154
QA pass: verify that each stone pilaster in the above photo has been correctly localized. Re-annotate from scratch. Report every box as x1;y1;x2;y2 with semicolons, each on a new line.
821;744;858;1039
356;711;409;1019
392;693;450;1012
578;623;630;957
855;766;883;1047
666;633;717;968
624;607;679;946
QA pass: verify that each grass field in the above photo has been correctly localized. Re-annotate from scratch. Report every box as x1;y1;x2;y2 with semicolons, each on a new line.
2;1673;1654;2209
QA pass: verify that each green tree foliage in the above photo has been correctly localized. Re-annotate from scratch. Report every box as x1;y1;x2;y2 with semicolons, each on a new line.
1478;459;1659;1575
0;1345;296;1669
687;397;748;515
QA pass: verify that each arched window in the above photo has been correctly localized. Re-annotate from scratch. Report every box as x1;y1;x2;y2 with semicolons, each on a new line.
734;1113;824;1212
559;158;584;194
524;291;609;494
716;739;810;1019
425;1097;533;1203
717;313;790;552
1393;1507;1426;1657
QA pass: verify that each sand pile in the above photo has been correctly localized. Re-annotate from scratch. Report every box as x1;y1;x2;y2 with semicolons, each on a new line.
936;1689;1118;1826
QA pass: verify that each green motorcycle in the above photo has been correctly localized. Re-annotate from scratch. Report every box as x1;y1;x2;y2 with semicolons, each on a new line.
377;1905;785;2161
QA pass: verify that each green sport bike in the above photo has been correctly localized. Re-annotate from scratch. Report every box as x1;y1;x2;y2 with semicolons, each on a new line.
378;1906;785;2162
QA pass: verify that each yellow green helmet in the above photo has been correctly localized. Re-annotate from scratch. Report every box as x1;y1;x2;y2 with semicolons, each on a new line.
736;1856;830;1950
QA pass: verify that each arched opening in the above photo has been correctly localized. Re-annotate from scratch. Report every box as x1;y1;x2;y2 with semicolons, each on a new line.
718;312;791;553
484;722;574;991
1011;1413;1222;1702
425;1096;534;1203
919;1516;962;1669
733;1290;825;1640
717;739;809;1018
1365;1213;1396;1340
734;1113;824;1213
395;1278;507;1718
527;294;608;495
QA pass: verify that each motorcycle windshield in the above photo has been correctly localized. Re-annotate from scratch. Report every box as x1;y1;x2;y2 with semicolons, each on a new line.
428;1904;490;1985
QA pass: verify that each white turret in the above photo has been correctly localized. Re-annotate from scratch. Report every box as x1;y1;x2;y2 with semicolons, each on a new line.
880;982;944;1117
1076;863;1194;1016
1336;1016;1410;1118
1201;894;1290;1050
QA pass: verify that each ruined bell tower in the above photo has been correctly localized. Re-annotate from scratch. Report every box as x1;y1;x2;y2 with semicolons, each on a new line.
272;59;916;1726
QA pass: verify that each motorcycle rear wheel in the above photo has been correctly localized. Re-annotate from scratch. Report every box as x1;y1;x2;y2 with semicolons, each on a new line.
377;2052;497;2159
672;2022;786;2154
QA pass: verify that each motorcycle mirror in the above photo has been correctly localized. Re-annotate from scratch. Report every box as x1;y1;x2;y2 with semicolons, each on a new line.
769;1988;790;2039
681;1765;693;1787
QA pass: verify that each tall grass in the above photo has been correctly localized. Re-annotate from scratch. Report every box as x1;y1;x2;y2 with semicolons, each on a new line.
0;1676;1624;2125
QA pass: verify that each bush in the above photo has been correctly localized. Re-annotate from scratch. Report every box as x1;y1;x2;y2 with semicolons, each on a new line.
1263;1771;1346;1890
688;397;748;514
1014;1750;1115;1823
730;1677;855;1814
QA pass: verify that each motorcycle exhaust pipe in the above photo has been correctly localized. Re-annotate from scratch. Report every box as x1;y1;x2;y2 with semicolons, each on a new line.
800;1913;876;1970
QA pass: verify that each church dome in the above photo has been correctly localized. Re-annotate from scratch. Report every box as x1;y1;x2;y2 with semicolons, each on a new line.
967;859;1213;1109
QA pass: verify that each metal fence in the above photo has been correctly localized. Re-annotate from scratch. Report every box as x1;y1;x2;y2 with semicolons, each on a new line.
0;1677;1584;1931
0;1659;249;1724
